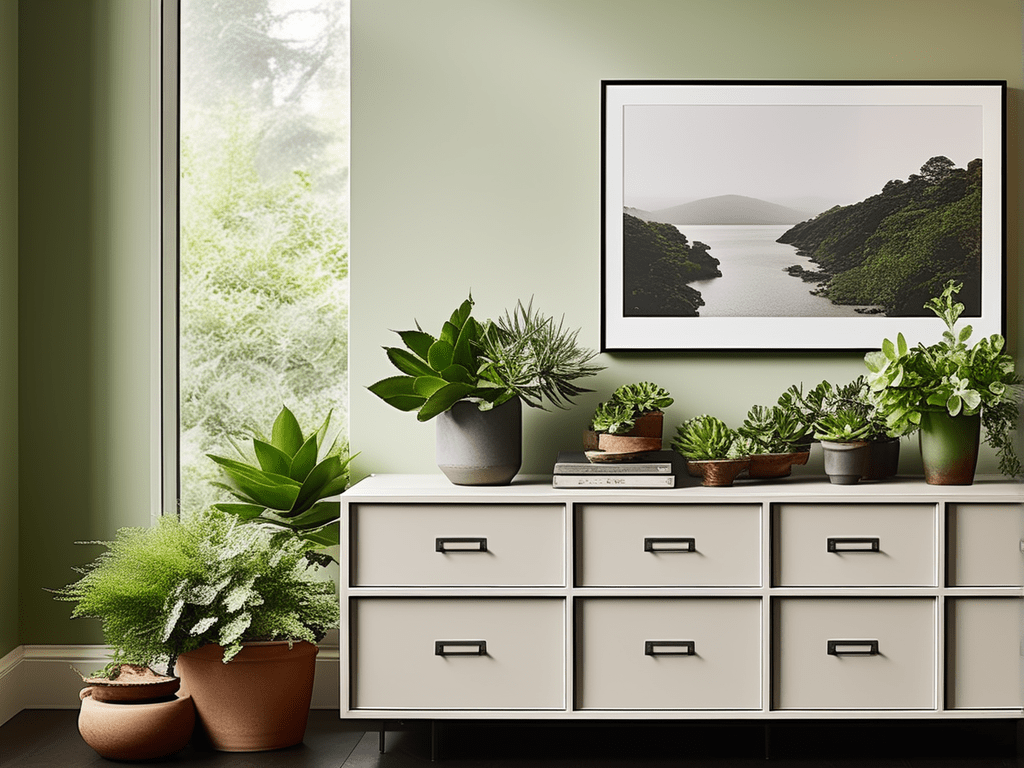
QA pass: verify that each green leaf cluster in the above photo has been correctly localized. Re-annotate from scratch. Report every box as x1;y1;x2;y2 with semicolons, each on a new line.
51;511;339;676
864;280;1021;476
738;404;808;454
369;295;602;421
672;415;745;461
207;406;352;553
813;409;872;443
589;381;673;435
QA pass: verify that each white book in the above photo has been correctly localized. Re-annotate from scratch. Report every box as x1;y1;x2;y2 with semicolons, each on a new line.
552;474;675;488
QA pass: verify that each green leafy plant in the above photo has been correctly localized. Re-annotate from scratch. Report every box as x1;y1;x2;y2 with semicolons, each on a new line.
738;404;808;454
864;280;1021;476
206;406;352;555
813;408;872;443
369;295;602;421
589;381;673;434
52;511;339;678
671;415;745;461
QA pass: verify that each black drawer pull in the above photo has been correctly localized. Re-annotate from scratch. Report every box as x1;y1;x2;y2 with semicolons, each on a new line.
435;537;487;553
435;640;487;656
644;537;696;553
645;640;696;656
827;537;880;553
827;639;879;656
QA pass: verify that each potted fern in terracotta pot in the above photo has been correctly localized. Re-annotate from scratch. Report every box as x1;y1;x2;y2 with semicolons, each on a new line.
369;294;602;484
53;511;339;753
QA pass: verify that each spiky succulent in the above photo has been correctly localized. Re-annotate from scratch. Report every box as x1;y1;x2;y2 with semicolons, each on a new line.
738;404;807;454
671;415;743;461
813;409;872;443
589;381;673;434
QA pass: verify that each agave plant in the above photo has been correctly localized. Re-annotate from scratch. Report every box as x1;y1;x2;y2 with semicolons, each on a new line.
369;295;602;421
207;406;352;554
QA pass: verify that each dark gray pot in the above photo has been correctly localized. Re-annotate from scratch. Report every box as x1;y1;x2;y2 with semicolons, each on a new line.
821;440;868;485
435;397;522;486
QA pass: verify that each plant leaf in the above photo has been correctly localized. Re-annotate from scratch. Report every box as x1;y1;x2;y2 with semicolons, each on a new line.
288;455;345;516
301;521;339;548
289;433;319;482
416;382;476;421
397;329;435;360
427;339;455;372
207;455;301;510
381;395;427;411
271;406;304;457
439;320;459;347
385;347;435;377
287;501;339;530
368;375;416;399
253;439;291;476
439;364;472;384
212;503;267;520
452;316;478;370
413;376;448;398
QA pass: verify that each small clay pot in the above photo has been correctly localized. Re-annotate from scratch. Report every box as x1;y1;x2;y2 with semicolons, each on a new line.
83;665;181;702
687;458;751;487
78;687;195;761
747;450;810;479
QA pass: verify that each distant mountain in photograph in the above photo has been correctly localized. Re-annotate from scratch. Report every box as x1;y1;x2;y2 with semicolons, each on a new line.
651;194;805;225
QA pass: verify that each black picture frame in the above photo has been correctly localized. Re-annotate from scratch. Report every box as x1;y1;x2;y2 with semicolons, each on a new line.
601;80;1006;352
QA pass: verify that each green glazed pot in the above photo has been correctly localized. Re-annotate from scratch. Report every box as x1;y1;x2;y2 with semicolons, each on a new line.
919;411;981;485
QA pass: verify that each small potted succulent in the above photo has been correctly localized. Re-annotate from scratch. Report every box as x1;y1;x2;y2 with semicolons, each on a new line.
813;408;872;485
864;280;1021;484
369;295;602;484
738;403;811;479
584;382;673;457
671;414;751;486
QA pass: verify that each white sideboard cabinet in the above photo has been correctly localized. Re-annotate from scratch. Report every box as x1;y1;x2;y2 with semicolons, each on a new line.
339;474;1023;748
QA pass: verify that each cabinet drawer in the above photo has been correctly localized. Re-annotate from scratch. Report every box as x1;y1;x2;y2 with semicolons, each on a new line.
946;598;1022;709
773;504;936;587
350;598;564;710
576;598;762;710
350;503;564;586
576;504;761;587
773;598;935;710
948;504;1024;586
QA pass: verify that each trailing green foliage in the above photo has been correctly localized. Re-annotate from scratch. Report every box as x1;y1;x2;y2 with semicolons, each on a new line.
206;406;352;555
778;157;982;316
864;280;1021;476
369;295;602;421
672;415;746;461
51;511;339;677
589;382;674;435
622;214;721;316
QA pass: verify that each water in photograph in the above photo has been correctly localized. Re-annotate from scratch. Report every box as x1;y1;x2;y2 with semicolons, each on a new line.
685;225;875;317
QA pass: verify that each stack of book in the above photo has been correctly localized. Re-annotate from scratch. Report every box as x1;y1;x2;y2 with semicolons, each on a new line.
551;450;681;488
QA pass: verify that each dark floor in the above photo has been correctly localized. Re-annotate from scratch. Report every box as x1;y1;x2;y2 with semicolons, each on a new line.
2;711;1022;767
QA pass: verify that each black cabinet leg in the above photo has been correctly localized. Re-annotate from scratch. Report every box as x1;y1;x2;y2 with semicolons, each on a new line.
431;720;440;762
764;723;771;760
379;720;386;753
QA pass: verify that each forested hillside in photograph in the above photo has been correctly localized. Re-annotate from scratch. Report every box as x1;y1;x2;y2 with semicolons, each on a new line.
622;213;722;316
777;156;982;316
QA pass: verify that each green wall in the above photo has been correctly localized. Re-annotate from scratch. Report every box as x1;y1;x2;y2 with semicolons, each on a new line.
0;0;19;659
18;0;157;646
350;0;1024;481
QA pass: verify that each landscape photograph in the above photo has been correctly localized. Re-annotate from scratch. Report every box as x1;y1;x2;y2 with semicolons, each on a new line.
620;101;985;320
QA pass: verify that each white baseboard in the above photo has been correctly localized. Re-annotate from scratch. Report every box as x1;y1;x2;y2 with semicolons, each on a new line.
0;638;341;727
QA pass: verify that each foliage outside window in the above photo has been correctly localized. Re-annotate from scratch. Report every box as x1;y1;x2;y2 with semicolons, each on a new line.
179;0;349;515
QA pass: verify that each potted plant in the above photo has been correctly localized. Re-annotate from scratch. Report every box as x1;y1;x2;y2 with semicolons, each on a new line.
206;405;352;562
738;403;810;479
821;376;903;481
813;408;872;485
671;415;751;486
368;295;603;485
52;510;339;753
584;382;673;456
864;280;1022;484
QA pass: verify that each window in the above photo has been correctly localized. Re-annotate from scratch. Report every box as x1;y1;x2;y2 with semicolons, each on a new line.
170;0;350;514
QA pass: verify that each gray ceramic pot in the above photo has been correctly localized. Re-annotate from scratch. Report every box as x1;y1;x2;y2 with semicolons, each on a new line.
435;397;522;485
821;440;868;485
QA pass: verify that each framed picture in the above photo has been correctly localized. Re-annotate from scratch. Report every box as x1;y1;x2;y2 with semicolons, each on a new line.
601;80;1006;351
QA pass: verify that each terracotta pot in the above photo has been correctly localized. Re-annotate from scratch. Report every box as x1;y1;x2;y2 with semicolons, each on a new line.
583;411;664;456
919;411;980;485
747;450;810;479
176;640;318;752
83;665;181;703
78;687;195;761
435;398;521;485
821;440;868;485
687;458;750;487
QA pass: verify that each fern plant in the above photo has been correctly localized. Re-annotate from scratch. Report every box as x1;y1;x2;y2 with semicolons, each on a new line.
51;511;339;677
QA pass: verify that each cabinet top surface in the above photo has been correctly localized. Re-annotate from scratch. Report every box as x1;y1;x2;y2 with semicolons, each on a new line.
342;474;1023;503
